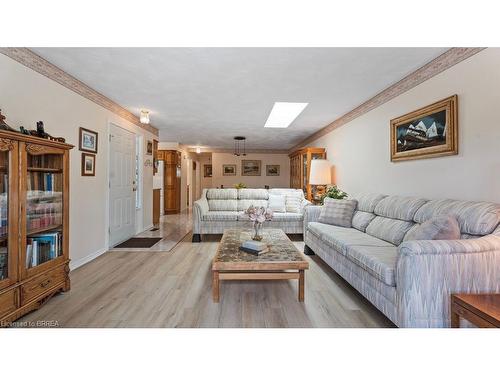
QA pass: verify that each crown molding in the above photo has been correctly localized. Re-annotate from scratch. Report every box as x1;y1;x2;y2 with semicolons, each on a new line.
0;47;159;137
290;47;486;151
185;147;289;154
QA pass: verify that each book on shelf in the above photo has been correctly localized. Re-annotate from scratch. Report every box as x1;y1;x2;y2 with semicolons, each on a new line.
26;231;62;268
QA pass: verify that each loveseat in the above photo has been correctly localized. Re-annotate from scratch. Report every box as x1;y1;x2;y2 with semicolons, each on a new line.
303;194;500;328
192;188;310;242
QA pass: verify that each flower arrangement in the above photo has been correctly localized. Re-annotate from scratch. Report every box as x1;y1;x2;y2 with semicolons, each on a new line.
234;182;247;189
321;185;348;203
244;205;273;241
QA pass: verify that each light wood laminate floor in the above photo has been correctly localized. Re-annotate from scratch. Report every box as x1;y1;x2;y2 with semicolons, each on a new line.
18;212;394;328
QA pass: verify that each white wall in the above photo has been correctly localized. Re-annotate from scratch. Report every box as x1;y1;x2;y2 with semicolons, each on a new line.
305;48;500;203
211;153;290;189
0;54;158;269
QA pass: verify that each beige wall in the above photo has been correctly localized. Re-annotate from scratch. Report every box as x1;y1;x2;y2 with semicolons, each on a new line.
0;54;158;269
211;153;290;189
306;48;500;203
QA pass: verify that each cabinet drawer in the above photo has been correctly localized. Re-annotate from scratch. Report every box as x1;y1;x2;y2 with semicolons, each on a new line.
21;267;66;304
0;288;18;318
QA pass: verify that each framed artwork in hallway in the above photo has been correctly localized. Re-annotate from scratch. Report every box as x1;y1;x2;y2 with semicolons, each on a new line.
78;127;98;153
390;95;458;162
242;160;261;176
204;164;212;177
222;164;236;176
81;152;96;176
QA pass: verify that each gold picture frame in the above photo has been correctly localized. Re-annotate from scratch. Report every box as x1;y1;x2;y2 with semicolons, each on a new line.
222;164;236;176
390;95;458;162
241;160;261;176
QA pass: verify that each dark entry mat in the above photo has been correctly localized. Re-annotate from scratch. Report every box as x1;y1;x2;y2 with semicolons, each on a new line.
114;237;163;248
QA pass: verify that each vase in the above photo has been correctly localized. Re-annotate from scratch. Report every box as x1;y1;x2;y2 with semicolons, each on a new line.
252;222;263;241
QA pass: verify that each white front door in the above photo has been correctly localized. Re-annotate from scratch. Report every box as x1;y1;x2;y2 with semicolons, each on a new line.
109;124;136;246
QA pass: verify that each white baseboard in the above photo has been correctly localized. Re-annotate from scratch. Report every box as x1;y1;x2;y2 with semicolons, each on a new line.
70;247;108;270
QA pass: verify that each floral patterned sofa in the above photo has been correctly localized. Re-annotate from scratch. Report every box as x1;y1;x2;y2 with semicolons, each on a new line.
303;194;500;327
192;188;310;242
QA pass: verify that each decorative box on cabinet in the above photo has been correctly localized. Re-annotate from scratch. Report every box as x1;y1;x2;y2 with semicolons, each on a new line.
288;147;326;201
0;130;73;326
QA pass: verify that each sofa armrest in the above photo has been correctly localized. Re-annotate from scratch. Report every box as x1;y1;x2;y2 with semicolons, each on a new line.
192;194;209;234
303;205;322;233
301;199;312;211
396;235;500;327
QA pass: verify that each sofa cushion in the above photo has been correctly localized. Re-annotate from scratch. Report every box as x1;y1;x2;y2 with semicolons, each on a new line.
346;245;397;287
366;216;415;245
352;193;387;213
267;194;286;213
318;198;357;228
206;188;238;200
208;199;238;211
285;195;303;213
404;215;461;241
238;188;269;200
270;212;303;222
352;211;376;232
203;211;240;221
237;199;268;211
268;188;304;197
307;222;393;256
374;196;428;221
413;199;500;236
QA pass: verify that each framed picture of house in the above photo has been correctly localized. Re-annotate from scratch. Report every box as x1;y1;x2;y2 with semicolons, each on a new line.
390;95;458;162
242;160;261;176
204;164;212;177
81;153;96;176
266;164;280;176
79;127;98;153
222;164;236;176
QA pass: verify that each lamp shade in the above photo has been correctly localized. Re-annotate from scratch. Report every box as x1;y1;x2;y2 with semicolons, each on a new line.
309;159;331;185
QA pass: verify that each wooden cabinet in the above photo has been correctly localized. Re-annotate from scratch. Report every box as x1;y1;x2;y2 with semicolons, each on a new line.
0;130;73;325
289;147;326;201
161;150;181;215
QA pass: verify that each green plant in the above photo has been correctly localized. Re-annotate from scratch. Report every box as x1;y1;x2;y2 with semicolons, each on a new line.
234;182;247;189
321;185;348;203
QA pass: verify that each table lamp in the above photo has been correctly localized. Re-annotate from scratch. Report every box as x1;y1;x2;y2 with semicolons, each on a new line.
309;159;331;201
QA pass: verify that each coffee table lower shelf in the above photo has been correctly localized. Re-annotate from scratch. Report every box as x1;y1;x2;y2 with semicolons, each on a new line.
212;269;305;302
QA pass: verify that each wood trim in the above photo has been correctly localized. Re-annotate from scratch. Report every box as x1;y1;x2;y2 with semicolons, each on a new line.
0;48;159;137
290;47;486;151
185;147;289;154
218;272;301;280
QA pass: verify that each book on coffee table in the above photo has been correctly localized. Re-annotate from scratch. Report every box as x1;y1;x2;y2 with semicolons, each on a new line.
239;240;269;255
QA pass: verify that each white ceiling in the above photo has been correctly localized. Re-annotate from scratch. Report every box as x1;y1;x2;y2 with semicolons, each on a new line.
33;48;448;150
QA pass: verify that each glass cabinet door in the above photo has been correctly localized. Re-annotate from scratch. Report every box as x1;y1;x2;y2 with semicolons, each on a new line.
0;139;18;287
23;145;65;273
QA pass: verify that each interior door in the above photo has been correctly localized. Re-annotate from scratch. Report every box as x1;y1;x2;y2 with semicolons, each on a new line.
109;124;136;246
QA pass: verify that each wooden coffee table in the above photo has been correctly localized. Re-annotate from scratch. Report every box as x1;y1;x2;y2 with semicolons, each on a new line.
212;229;309;302
451;293;500;328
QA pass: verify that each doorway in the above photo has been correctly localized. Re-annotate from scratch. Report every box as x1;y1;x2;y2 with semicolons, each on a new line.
109;123;136;246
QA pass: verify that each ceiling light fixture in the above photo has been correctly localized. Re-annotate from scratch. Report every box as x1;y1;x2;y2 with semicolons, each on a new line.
264;102;308;128
196;147;201;154
139;109;150;124
233;136;246;156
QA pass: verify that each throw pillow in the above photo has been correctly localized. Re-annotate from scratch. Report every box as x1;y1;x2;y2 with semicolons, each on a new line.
318;198;358;228
285;195;302;213
267;194;286;213
405;214;461;241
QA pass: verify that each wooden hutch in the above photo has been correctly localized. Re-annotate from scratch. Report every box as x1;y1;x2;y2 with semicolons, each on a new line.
0;130;73;325
289;147;326;201
157;149;181;214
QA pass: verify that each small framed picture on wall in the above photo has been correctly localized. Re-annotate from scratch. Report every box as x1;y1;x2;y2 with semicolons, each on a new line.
204;164;212;177
146;140;153;155
266;165;280;176
79;127;98;153
81;153;96;176
222;164;236;176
